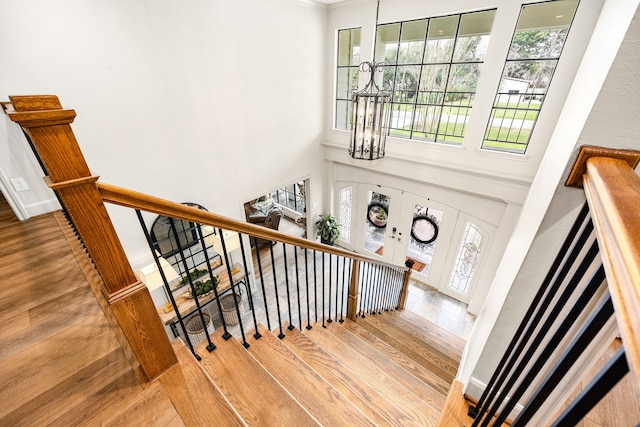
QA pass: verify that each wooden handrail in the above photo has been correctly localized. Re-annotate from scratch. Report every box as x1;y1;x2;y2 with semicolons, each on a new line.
583;157;640;383
97;181;409;273
567;146;640;390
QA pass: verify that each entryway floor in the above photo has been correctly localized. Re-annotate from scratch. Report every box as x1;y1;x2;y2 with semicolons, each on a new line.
405;279;476;340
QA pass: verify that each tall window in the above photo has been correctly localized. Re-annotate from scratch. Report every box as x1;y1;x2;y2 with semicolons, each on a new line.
336;28;361;130
374;10;496;144
482;0;579;154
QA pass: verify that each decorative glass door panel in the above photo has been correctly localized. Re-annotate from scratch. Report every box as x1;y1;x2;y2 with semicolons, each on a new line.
405;204;443;277
448;222;486;297
338;186;353;245
363;190;392;256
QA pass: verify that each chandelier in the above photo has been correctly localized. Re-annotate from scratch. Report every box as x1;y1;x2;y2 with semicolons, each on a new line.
349;0;390;161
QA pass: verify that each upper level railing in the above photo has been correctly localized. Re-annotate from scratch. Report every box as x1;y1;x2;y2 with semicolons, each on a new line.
3;95;410;380
468;146;640;426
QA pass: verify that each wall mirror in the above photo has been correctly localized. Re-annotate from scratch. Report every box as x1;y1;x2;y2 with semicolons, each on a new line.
149;203;222;289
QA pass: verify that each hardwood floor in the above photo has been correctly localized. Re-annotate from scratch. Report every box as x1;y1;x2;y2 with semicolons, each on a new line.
0;195;183;425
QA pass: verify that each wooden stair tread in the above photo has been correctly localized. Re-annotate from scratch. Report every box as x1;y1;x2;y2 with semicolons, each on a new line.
159;339;246;426
248;325;376;426
357;314;459;383
196;329;319;426
342;318;452;396
392;310;466;358
325;319;447;408
281;324;422;427
304;323;441;427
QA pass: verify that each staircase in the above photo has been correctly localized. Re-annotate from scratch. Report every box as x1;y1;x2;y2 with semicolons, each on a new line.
0;193;467;426
177;310;464;426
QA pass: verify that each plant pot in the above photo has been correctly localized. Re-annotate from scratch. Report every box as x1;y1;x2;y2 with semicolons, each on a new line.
321;237;334;246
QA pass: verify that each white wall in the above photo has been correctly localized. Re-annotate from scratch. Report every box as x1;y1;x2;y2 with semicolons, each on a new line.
0;0;327;269
461;0;640;413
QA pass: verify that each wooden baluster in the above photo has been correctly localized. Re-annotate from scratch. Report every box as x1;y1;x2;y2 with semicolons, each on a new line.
347;259;360;321
6;95;177;381
397;267;411;310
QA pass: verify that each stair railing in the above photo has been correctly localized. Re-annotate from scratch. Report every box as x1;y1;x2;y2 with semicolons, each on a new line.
468;146;640;426
99;182;409;356
4;95;411;376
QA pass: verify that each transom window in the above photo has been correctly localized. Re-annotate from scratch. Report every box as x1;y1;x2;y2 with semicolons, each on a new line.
335;28;361;130
374;10;496;144
482;0;579;154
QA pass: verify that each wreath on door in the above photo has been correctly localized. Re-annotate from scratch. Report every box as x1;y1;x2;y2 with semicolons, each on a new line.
366;202;388;229
410;215;439;244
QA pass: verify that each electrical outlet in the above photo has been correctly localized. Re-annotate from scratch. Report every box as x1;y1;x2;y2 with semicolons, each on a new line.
10;177;30;192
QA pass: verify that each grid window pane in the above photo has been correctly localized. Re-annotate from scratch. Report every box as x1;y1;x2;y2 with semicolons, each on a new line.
375;23;401;63
398;20;427;64
375;10;495;145
335;27;361;130
483;0;579;153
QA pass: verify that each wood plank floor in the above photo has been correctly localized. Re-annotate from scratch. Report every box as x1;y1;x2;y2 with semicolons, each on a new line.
0;195;183;425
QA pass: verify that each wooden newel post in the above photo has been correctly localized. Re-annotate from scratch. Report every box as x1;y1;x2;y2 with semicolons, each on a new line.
397;267;411;310
347;259;360;321
6;95;177;381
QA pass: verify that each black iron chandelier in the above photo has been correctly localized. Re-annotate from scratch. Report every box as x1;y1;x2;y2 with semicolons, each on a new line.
349;0;391;161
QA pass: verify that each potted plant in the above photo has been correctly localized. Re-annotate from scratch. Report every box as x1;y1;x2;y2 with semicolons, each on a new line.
315;214;341;245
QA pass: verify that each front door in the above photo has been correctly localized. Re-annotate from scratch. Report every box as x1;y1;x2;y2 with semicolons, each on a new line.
335;182;457;291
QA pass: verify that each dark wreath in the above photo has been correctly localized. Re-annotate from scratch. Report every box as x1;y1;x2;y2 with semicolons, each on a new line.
366;202;388;229
410;215;439;244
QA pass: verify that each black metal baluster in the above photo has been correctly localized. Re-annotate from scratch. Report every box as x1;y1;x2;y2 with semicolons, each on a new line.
364;262;374;316
268;242;285;339
238;235;261;340
294;246;303;330
168;217;213;350
193;223;224;351
218;228;249;348
253;237;272;331
483;260;605;427
321;252;326;328
335;255;341;322
550;347;629;427
374;265;384;314
470;206;593;422
305;248;312;330
380;266;390;312
313;250;318;324
327;253;333;324
339;257;348;323
509;293;615;426
282;244;295;331
136;210;203;357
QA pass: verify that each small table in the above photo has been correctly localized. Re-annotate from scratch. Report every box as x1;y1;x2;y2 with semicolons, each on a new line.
158;266;249;337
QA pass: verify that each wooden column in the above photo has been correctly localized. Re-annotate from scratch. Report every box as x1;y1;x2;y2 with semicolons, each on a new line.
397;268;412;310
7;95;177;381
347;260;360;321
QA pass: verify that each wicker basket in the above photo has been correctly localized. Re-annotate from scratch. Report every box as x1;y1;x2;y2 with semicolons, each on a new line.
220;293;244;325
185;309;214;344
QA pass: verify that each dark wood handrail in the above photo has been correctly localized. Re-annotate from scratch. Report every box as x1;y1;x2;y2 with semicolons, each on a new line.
97;181;409;273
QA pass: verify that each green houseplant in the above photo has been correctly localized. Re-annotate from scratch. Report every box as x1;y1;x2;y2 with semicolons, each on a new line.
315;214;341;245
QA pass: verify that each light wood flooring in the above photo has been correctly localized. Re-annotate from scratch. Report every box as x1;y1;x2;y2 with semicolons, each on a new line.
0;195;209;425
